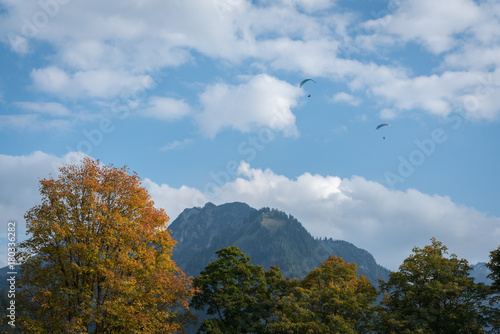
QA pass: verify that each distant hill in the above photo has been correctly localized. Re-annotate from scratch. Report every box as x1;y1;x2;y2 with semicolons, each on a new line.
471;262;493;284
169;202;391;282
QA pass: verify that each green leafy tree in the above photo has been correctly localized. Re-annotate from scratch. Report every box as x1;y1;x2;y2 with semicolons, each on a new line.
0;287;14;332
270;255;378;333
487;246;500;291
486;246;500;330
191;246;281;333
376;238;497;334
16;158;194;333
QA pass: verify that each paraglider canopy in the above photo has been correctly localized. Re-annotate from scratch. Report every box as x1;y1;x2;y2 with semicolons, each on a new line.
299;79;316;88
376;123;391;131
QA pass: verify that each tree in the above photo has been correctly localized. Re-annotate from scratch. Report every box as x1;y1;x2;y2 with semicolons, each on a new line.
376;238;497;334
190;246;277;333
486;246;500;330
487;246;500;291
270;255;378;333
16;158;193;333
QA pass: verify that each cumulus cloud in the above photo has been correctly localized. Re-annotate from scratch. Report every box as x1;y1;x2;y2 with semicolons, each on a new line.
259;38;341;77
331;92;361;106
197;74;301;138
370;70;500;119
363;0;481;54
30;66;70;94
2;0;500;121
353;0;500;119
1;1;339;103
31;66;153;99
142;180;209;223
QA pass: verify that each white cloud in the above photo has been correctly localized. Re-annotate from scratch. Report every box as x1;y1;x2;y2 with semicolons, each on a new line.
258;38;341;77
60;40;117;71
0;114;72;131
30;66;70;93
331;125;347;135
15;101;71;117
289;0;336;13
363;0;481;54
370;70;500;119
0;1;341;96
31;66;153;99
2;0;500;121
142;96;192;121
142;180;209;223
1;1;235;72
197;74;301;138
160;138;194;151
6;33;29;54
443;2;500;70
259;0;336;13
379;108;398;120
331;92;361;106
446;46;500;70
349;0;500;119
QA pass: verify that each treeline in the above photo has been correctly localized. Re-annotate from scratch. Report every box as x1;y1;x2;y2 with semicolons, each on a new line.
190;240;500;333
5;158;500;333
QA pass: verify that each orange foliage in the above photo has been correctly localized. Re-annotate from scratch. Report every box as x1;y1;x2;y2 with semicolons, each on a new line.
16;158;194;333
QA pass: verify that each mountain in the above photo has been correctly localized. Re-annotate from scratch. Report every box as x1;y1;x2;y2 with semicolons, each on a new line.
169;202;257;277
471;262;493;284
317;238;390;283
169;202;390;282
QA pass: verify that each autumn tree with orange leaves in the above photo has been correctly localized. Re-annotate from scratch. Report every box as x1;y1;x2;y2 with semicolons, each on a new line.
16;158;193;333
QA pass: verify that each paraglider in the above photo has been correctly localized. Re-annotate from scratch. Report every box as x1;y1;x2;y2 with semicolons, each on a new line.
299;79;316;97
376;123;391;139
299;79;316;88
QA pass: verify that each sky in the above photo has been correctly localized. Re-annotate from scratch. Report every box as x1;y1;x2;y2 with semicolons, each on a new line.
1;0;500;271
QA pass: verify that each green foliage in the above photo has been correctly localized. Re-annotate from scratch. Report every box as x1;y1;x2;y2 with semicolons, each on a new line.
0;287;15;332
487;246;500;291
192;248;378;334
270;256;378;333
376;238;498;333
191;246;277;333
318;238;390;284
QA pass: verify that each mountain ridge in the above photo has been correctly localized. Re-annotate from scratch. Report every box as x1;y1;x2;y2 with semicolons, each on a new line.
169;201;391;282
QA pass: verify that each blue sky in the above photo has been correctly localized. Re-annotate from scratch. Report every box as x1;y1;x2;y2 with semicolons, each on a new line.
1;0;500;270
